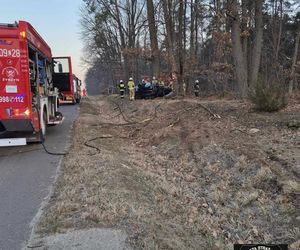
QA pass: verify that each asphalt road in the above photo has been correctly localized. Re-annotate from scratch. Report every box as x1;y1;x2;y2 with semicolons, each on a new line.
0;105;78;250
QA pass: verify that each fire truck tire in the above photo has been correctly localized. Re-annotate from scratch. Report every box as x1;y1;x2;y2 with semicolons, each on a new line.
40;109;47;141
35;109;47;142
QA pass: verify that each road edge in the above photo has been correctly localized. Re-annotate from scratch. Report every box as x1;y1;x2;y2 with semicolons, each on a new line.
22;107;79;250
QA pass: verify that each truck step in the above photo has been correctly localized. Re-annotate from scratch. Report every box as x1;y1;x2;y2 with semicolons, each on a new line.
0;138;26;147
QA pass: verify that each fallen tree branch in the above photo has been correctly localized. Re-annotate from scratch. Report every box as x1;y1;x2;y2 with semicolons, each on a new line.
230;128;249;135
197;103;221;119
110;100;136;124
166;102;221;119
140;103;161;124
112;112;121;118
110;99;162;126
91;122;133;127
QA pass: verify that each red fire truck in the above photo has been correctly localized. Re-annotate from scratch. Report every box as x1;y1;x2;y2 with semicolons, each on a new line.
0;21;64;146
52;57;81;104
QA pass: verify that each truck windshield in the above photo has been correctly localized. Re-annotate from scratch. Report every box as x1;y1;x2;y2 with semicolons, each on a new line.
54;58;70;73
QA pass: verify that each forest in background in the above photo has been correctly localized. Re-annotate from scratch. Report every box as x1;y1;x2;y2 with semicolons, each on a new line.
80;0;300;98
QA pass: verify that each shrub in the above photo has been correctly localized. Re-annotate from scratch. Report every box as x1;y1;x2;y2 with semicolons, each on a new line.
248;78;287;112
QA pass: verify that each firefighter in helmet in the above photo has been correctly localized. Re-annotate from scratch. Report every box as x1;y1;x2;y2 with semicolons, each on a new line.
119;80;125;98
128;77;135;101
152;76;158;87
194;79;200;97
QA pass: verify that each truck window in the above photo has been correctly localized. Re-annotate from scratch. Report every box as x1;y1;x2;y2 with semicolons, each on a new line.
54;58;70;73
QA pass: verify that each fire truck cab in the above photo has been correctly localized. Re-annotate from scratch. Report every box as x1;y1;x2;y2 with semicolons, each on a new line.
0;21;64;146
73;75;82;103
53;57;81;104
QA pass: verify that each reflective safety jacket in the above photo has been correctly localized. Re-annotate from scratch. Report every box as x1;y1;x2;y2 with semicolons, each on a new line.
128;80;135;90
119;82;125;90
194;83;200;92
159;80;165;86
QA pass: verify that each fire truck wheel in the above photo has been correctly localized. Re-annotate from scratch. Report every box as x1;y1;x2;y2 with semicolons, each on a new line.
40;110;47;140
35;109;47;142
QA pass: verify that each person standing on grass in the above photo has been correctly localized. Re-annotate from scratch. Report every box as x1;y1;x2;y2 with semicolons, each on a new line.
159;77;165;86
194;79;200;97
128;77;135;101
119;80;125;99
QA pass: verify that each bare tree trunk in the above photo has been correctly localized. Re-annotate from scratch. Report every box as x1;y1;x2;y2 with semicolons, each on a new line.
190;0;195;57
162;0;178;92
183;0;187;53
241;0;248;73
178;0;184;94
289;24;300;94
113;0;129;80
146;0;160;77
249;0;264;86
275;0;283;61
195;0;199;57
213;0;222;63
230;0;248;97
183;0;189;94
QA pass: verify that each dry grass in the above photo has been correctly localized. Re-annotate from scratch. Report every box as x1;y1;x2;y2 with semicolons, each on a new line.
37;96;300;249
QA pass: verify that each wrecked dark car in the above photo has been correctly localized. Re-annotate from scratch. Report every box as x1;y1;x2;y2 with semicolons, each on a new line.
135;83;173;99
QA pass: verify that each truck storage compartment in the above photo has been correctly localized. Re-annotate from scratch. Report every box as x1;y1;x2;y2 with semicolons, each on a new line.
53;73;71;91
0;119;33;132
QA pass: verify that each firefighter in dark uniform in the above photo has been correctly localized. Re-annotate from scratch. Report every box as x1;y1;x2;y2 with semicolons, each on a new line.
194;79;200;97
119;80;125;98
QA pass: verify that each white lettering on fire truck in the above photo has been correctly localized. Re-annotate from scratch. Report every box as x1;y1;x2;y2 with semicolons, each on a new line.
0;49;21;58
0;96;24;103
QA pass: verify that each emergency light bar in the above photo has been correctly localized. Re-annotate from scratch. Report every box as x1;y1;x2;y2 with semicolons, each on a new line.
0;22;18;28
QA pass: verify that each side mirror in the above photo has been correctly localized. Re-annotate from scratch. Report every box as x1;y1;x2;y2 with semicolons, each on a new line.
58;63;63;73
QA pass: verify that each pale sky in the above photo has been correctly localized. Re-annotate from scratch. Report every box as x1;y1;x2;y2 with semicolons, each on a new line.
0;0;86;81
